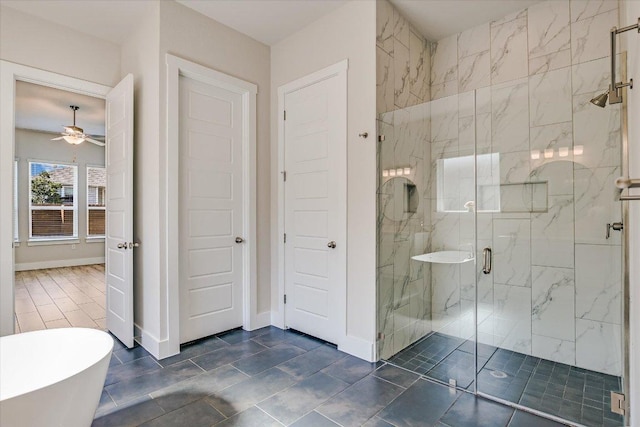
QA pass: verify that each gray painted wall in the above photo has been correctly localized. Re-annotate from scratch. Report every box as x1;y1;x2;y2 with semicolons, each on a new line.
15;128;105;268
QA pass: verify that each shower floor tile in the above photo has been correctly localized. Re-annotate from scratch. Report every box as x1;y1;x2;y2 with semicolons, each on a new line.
386;332;624;427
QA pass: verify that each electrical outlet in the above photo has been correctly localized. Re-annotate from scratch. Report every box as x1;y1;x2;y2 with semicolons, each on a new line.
71;244;76;250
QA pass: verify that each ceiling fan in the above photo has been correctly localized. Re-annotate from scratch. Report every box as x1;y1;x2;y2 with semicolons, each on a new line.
51;105;105;147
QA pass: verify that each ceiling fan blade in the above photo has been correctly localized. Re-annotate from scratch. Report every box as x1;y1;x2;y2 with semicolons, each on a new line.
86;137;106;147
51;136;65;140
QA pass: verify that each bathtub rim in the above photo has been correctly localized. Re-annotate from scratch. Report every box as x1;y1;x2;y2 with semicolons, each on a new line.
0;327;114;401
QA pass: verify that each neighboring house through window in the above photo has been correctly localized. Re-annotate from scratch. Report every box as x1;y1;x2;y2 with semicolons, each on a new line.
29;161;78;239
87;166;106;237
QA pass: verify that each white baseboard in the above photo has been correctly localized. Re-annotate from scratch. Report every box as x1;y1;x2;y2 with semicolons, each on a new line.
270;310;285;329
249;311;271;331
339;335;376;362
134;323;177;360
15;257;105;271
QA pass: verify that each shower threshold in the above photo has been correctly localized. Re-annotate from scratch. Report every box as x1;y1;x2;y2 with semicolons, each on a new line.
386;332;623;427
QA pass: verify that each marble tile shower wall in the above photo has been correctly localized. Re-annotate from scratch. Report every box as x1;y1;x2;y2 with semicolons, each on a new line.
376;0;432;114
376;0;624;377
376;0;433;360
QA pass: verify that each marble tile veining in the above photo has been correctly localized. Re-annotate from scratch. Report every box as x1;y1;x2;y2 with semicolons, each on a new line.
493;284;532;354
493;219;531;288
571;8;618;64
458;22;490;60
458;50;490;92
532;334;576;365
575;244;621;325
491;78;529;153
409;30;430;101
431;34;458;86
570;0;618;23
527;0;570;59
376;0;394;55
393;40;411;109
573;92;620;170
571;56;611;96
531;195;574;268
377;47;395;115
529;49;572;75
575;319;622;376
529;67;572;127
531;266;575;341
491;15;528;84
430;94;459;143
393;6;410;49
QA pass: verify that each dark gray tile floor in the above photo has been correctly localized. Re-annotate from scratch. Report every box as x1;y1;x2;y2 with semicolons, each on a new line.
94;327;567;427
388;332;624;427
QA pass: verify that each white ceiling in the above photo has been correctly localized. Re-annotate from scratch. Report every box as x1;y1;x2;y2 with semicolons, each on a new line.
177;0;543;44
176;0;349;46
1;0;544;47
16;81;105;138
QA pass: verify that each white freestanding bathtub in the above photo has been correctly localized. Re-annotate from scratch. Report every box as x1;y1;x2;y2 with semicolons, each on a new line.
0;328;114;427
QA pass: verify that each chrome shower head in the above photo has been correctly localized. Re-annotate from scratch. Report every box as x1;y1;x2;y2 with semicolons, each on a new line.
590;91;609;108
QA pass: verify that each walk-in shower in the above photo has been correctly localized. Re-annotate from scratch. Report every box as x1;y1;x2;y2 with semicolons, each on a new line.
376;1;633;426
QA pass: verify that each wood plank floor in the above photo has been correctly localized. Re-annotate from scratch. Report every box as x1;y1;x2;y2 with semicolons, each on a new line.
14;264;106;333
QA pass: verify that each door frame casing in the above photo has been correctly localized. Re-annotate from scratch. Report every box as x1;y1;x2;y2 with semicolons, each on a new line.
0;60;111;336
275;60;348;347
165;54;259;356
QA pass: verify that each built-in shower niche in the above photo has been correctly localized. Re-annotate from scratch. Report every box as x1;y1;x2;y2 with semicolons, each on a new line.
380;176;419;221
437;153;548;213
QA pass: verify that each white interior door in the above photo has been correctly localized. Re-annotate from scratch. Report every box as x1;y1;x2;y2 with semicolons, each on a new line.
284;74;346;345
179;75;244;344
106;74;134;348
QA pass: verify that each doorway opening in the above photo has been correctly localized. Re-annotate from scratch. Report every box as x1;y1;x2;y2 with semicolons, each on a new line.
1;61;135;349
13;81;107;333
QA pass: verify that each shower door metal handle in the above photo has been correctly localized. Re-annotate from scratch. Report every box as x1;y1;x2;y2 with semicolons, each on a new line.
615;176;640;189
615;176;640;200
482;248;492;274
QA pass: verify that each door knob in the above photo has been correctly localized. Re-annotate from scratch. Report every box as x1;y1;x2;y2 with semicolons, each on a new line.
117;242;127;249
235;237;245;244
128;242;140;249
327;241;337;249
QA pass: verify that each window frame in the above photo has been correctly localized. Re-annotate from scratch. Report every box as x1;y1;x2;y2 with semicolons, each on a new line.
28;160;79;241
13;159;18;243
86;165;106;238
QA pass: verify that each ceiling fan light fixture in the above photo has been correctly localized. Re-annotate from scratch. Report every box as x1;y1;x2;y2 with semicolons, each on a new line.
52;105;103;147
64;125;83;134
62;135;85;145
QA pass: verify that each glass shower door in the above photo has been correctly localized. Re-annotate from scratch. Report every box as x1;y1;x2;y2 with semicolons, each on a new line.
376;90;480;392
473;76;626;427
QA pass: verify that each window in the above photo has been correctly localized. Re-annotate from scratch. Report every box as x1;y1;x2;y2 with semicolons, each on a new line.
29;162;78;239
87;166;106;237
